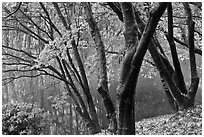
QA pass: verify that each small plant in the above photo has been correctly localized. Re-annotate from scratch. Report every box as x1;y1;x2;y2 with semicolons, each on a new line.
2;102;49;135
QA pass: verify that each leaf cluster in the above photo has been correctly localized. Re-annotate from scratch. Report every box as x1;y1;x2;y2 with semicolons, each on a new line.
2;102;50;135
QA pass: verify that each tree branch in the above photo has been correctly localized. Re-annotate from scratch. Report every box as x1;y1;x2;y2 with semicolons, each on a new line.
39;2;62;37
2;45;37;59
107;2;123;22
3;6;49;44
3;53;33;63
3;62;31;66
19;8;53;40
52;2;70;30
2;25;39;40
3;2;22;19
173;37;202;56
3;73;46;85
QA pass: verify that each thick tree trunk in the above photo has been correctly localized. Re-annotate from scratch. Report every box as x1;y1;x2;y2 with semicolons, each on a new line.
118;2;167;134
107;2;178;112
134;20;187;109
118;3;138;134
108;2;199;111
133;3;199;110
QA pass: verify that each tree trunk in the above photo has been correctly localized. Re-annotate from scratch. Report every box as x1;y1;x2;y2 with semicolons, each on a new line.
108;2;199;111
71;39;101;133
137;2;199;110
133;7;185;110
166;3;188;95
118;3;138;134
107;2;177;111
83;2;117;133
118;2;168;134
69;100;73;134
183;2;199;104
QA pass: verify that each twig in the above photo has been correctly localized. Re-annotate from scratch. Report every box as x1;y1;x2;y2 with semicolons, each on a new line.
3;2;22;19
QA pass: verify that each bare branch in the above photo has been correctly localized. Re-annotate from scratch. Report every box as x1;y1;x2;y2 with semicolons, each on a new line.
3;53;33;63
19;9;53;40
3;73;46;84
194;29;202;37
3;6;49;44
144;59;155;67
39;2;62;37
52;2;70;30
173;37;202;56
2;25;39;40
3;62;31;66
105;50;121;55
2;45;37;59
3;2;22;19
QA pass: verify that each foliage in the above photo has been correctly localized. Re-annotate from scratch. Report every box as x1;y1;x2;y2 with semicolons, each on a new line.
2;102;50;135
33;33;71;68
135;105;202;135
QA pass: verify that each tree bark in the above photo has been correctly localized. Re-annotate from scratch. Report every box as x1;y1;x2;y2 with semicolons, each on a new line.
71;39;100;133
166;3;188;95
83;2;117;133
133;3;199;110
183;2;199;104
118;3;138;134
108;2;199;110
118;2;168;134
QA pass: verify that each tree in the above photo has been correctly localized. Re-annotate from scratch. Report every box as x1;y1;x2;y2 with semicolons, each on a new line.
2;2;202;135
116;3;168;134
3;2;100;134
108;2;201;112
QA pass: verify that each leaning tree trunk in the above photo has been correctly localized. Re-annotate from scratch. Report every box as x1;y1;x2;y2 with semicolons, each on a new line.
166;3;188;96
107;2;179;112
83;2;117;133
183;2;199;105
132;2;199;110
118;2;168;135
109;2;200;112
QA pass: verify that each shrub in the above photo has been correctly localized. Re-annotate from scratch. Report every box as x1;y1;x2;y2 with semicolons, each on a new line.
2;102;49;135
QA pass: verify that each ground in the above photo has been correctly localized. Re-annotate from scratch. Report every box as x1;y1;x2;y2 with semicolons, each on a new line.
98;105;202;135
